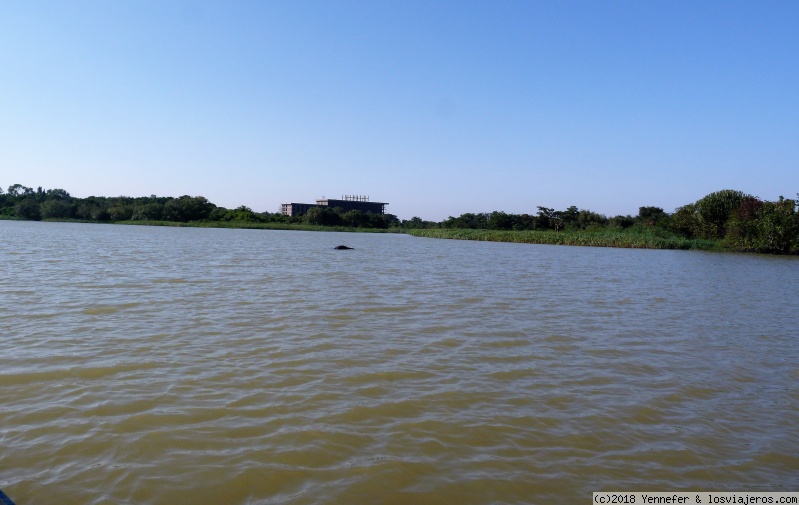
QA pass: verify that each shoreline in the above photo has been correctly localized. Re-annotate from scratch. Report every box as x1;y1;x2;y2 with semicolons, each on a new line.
405;228;722;251
3;217;735;252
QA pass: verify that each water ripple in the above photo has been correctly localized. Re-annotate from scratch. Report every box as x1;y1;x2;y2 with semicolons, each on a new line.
1;222;798;504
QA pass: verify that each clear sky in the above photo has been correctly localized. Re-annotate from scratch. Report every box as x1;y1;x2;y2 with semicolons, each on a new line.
2;1;797;221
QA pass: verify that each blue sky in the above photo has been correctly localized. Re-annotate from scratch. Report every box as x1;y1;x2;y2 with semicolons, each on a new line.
2;1;797;221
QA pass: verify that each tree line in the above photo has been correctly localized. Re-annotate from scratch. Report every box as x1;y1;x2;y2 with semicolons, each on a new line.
0;184;401;229
400;189;798;254
2;184;797;254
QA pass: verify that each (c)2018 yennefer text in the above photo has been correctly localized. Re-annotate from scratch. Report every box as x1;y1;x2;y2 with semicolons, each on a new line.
593;492;799;504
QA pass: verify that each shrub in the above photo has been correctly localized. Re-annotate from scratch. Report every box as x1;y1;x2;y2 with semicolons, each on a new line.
694;189;750;239
15;199;41;220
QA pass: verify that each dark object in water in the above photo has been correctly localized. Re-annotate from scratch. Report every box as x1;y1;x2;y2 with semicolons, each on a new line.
334;245;354;250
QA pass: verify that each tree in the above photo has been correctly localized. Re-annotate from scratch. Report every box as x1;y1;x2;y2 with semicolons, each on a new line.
727;196;799;254
341;210;370;227
403;217;426;229
608;215;635;229
637;206;666;226
576;209;607;229
488;211;516;230
107;205;133;221
380;213;400;228
558;206;580;229
15;199;41;220
668;204;698;237
514;214;537;230
163;196;215;222
46;188;71;200
131;202;165;221
441;212;488;229
40;199;73;219
304;207;342;226
224;206;264;222
537;207;562;231
7;184;33;197
694;189;750;239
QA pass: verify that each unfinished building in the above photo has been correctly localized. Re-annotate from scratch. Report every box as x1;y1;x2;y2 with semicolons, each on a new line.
280;195;388;217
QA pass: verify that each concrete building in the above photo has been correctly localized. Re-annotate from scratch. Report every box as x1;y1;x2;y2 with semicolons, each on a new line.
281;195;387;217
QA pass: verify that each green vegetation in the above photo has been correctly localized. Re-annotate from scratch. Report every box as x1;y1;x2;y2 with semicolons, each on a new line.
406;228;718;251
408;191;798;254
0;184;399;230
2;183;797;254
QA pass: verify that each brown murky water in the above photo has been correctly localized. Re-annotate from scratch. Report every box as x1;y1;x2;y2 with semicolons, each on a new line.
1;221;798;504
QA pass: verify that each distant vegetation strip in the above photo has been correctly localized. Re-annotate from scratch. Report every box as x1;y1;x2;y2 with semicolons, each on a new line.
406;228;719;250
2;184;797;254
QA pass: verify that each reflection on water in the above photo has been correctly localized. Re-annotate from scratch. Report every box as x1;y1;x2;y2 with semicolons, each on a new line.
1;221;798;504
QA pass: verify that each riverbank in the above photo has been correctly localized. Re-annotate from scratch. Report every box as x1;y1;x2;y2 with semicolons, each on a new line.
0;216;732;251
405;227;721;251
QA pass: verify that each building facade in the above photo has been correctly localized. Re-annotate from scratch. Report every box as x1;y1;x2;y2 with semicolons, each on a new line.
280;195;387;217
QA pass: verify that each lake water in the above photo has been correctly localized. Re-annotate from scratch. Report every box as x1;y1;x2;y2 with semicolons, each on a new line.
1;221;798;504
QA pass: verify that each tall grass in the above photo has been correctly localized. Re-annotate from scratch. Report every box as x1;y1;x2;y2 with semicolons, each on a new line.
405;228;720;251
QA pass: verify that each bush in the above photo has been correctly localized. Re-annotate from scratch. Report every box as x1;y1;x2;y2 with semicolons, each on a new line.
694;189;750;239
15;199;41;220
727;196;799;254
40;199;73;219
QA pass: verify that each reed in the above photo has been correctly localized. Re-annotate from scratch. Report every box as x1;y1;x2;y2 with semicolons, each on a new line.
405;228;720;250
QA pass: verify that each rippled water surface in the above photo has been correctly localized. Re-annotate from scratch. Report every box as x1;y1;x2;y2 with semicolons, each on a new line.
1;221;798;504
